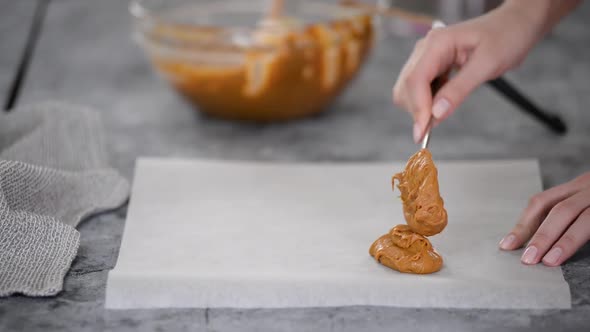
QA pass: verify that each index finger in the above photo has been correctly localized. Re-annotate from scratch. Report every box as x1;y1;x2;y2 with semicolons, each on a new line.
499;174;589;251
403;29;457;142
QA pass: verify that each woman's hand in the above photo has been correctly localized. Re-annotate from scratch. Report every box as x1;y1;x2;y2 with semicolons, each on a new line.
499;172;590;266
392;1;572;143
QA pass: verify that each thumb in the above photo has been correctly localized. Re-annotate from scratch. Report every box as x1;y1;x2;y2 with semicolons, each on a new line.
431;49;499;121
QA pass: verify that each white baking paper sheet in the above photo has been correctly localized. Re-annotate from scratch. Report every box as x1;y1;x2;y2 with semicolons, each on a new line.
105;158;571;309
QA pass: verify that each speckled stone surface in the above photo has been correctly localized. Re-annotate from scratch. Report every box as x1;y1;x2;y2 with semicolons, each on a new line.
1;0;590;331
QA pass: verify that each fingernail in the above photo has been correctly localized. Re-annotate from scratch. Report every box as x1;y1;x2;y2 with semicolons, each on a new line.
521;246;538;265
432;98;450;119
413;123;421;143
543;247;562;265
499;234;516;250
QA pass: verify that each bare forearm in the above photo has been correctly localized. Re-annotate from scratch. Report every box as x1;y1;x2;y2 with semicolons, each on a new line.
503;0;581;36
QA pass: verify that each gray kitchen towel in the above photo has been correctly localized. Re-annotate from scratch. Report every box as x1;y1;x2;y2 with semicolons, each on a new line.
0;101;129;296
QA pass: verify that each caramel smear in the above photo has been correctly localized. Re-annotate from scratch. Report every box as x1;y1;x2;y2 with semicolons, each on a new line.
369;149;448;274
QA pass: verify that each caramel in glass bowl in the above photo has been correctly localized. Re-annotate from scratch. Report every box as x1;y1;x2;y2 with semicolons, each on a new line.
131;0;374;122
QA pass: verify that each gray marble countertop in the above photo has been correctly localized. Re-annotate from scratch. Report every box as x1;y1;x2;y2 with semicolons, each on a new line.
1;0;589;331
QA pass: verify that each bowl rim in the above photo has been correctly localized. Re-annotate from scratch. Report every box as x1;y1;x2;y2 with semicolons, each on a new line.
129;0;371;30
130;0;376;54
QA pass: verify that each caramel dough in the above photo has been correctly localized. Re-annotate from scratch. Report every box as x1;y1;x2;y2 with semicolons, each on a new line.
392;149;447;236
369;148;448;274
369;225;442;274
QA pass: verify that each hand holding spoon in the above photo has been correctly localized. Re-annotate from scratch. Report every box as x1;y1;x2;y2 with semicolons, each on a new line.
420;20;447;150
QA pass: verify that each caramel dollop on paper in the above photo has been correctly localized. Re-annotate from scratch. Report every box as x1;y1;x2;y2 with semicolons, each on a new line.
369;225;442;274
370;149;447;274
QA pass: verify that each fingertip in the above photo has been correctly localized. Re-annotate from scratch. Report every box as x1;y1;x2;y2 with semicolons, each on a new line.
412;122;422;143
542;261;561;267
499;233;518;250
412;109;432;143
521;245;539;265
542;246;563;267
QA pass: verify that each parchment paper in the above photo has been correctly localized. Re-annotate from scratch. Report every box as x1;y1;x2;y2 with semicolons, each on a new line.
106;159;571;309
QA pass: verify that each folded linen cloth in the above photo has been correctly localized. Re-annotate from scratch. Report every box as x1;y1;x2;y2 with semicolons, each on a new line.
0;101;129;296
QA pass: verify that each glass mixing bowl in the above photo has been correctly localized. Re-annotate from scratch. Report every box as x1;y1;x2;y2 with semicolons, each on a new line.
131;0;374;122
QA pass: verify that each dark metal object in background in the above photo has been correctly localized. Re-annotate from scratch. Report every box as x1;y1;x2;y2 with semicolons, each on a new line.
487;78;567;135
4;0;49;112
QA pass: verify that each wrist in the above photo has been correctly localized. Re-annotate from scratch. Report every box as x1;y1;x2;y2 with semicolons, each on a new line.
501;0;552;33
501;0;581;35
